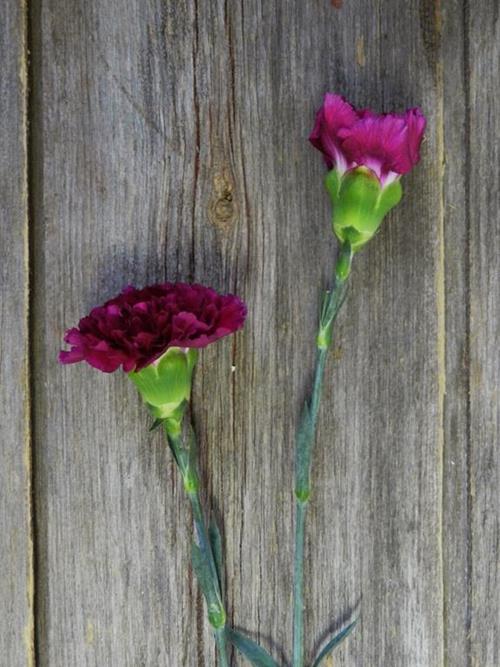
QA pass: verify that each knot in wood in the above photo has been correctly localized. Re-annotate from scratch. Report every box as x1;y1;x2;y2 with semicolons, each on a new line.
209;170;237;233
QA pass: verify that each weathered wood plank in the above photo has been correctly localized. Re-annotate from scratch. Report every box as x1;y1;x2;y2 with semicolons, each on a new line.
30;1;208;664
441;2;471;665
467;3;500;665
0;1;33;665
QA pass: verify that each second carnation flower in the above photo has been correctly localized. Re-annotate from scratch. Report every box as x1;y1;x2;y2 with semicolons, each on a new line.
310;93;426;251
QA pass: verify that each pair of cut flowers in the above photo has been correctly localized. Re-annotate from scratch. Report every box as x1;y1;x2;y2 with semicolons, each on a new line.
60;92;426;667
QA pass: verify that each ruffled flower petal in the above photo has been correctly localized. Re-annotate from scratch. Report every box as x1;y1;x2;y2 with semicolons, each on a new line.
405;108;427;167
310;93;426;183
309;94;359;171
60;283;247;373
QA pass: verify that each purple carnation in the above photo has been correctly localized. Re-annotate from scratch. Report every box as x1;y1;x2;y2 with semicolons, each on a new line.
310;93;426;186
60;283;247;373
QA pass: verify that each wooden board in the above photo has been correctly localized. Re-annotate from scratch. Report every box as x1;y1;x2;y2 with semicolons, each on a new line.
441;1;470;664
0;1;33;666
9;0;499;665
468;3;500;665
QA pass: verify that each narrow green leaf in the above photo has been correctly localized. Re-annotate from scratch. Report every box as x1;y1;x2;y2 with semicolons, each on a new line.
165;436;181;468
187;422;198;461
185;426;199;486
208;518;224;596
322;278;348;329
191;543;226;629
191;543;215;602
228;629;279;667
311;619;358;667
295;402;313;500
149;417;166;431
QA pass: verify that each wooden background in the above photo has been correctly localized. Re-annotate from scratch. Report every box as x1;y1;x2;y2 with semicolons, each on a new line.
1;0;499;665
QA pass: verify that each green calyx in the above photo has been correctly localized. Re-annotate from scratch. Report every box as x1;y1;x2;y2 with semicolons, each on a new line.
128;347;198;420
325;166;403;252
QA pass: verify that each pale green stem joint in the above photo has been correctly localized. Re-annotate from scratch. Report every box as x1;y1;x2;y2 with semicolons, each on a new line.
208;607;227;630
315;329;330;351
182;468;200;493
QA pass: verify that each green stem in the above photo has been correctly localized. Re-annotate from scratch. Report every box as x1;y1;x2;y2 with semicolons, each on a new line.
292;498;307;667
165;424;230;666
292;243;352;667
188;489;223;607
215;628;230;667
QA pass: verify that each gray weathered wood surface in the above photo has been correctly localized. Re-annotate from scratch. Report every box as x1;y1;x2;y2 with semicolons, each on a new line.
1;0;499;665
0;1;33;666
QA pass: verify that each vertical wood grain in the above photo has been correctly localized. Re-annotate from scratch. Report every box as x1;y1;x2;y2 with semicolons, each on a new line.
30;0;209;663
0;1;33;665
441;1;471;664
467;2;500;665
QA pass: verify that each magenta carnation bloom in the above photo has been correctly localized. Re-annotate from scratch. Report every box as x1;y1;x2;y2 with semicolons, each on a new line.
310;93;426;186
60;283;247;373
309;93;426;251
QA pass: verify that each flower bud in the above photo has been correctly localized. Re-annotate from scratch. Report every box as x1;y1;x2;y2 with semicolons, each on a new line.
128;347;198;420
325;167;402;251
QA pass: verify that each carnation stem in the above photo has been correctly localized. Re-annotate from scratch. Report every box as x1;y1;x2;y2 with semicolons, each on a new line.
188;490;230;667
292;495;307;667
292;242;352;667
165;423;230;667
215;628;230;667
